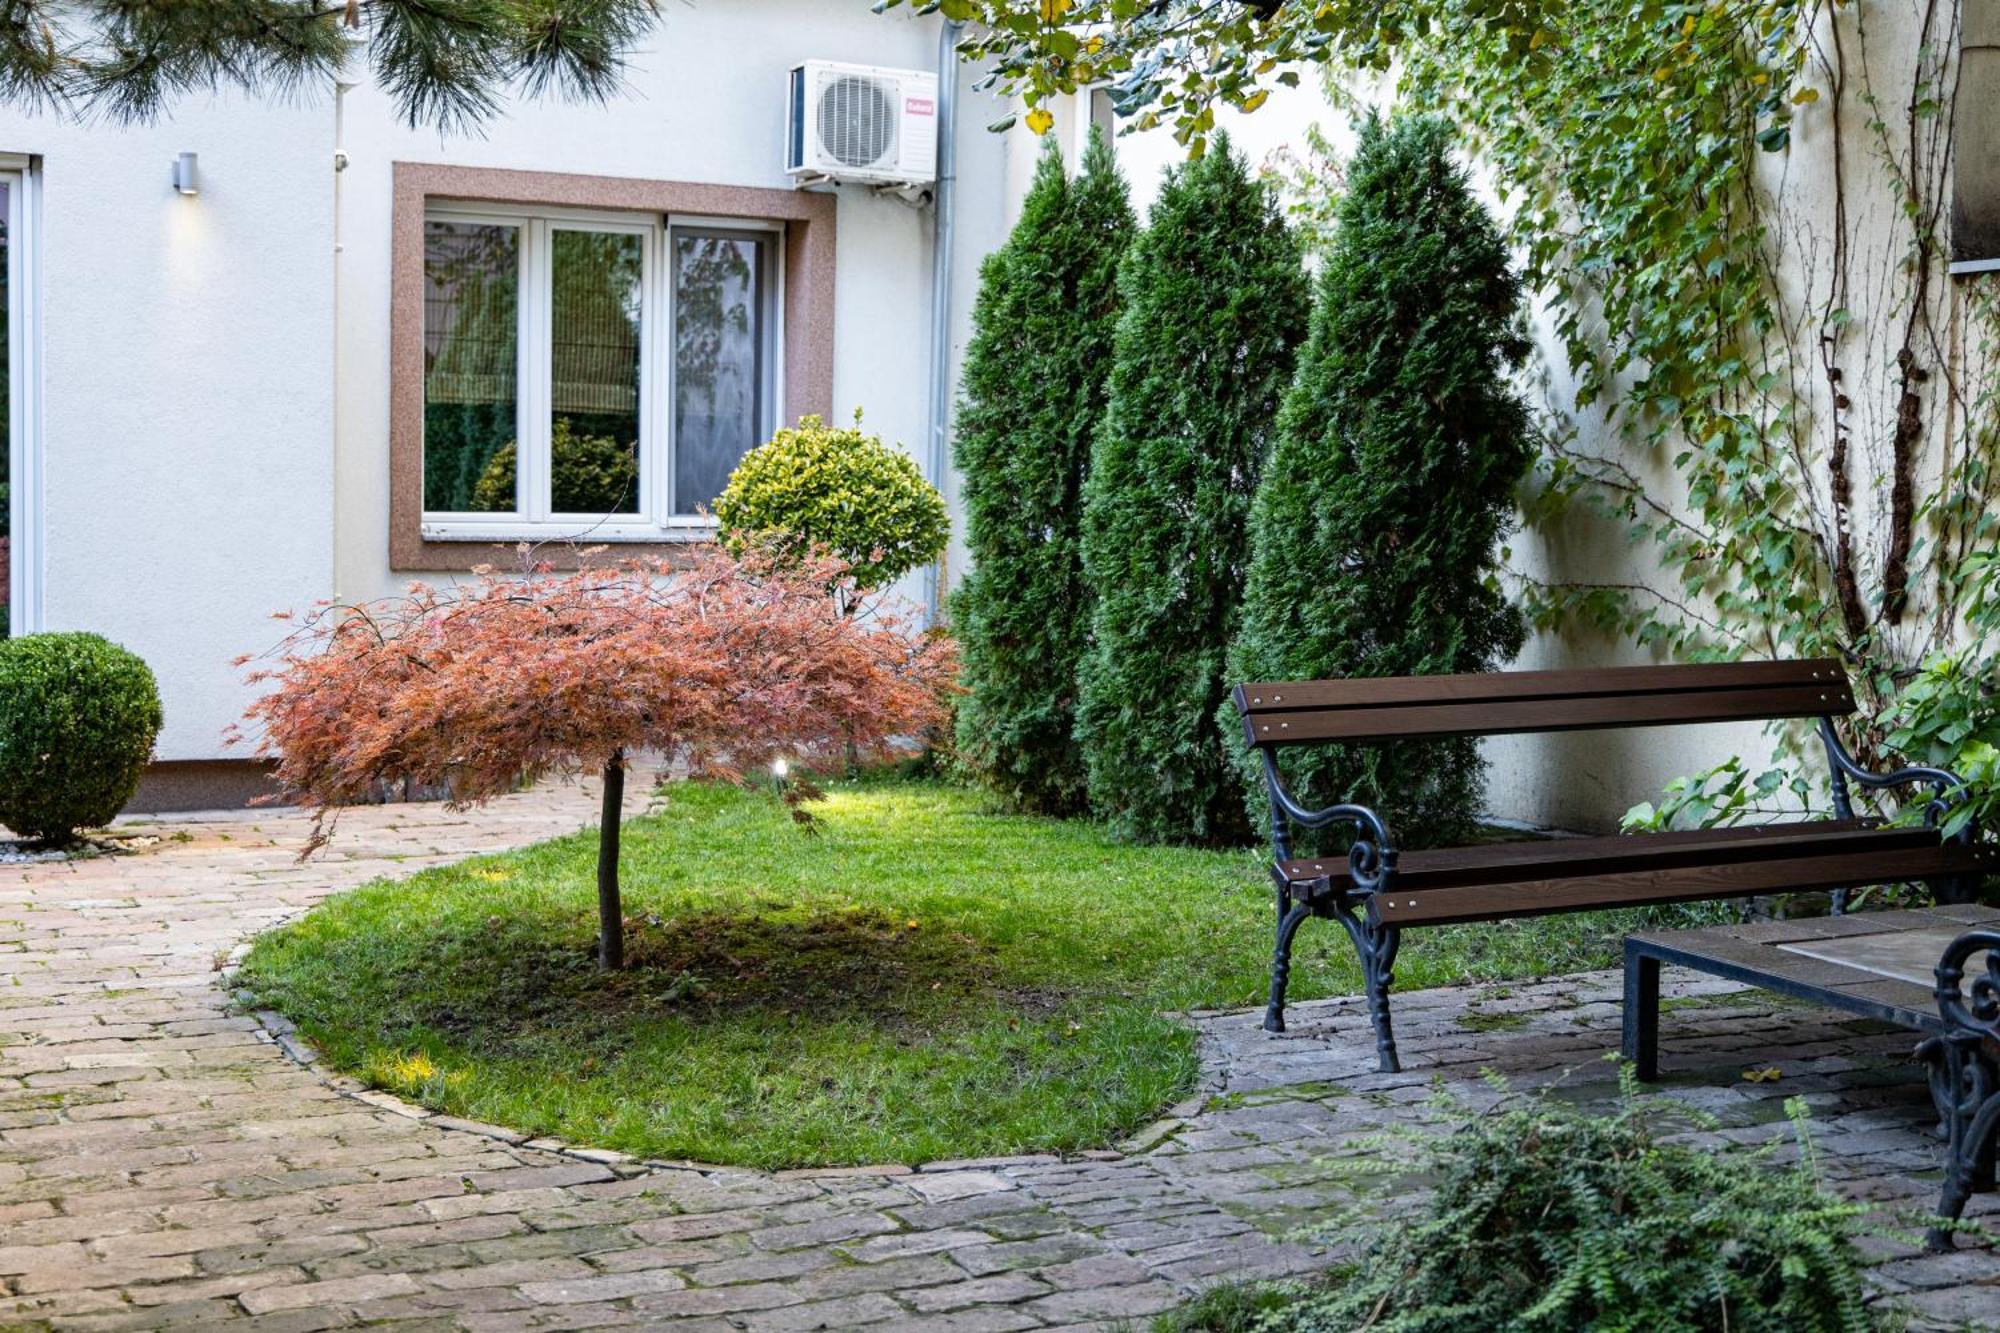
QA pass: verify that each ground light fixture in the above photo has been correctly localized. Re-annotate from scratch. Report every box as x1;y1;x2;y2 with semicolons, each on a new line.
172;152;198;196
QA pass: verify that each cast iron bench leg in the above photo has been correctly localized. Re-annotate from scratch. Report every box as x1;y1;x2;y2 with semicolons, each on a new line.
1927;1034;2000;1251
1263;888;1313;1034
1623;940;1661;1082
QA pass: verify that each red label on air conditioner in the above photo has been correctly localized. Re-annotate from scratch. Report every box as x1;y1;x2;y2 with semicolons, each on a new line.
906;97;935;116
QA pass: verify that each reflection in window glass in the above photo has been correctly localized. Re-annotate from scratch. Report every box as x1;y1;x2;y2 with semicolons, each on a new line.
550;230;642;516
674;232;769;516
423;220;519;513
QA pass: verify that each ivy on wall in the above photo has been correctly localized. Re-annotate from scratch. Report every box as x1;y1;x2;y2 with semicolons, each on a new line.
1372;0;2000;821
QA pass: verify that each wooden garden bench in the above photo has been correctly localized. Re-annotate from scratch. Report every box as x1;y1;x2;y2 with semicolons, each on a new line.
1232;658;1992;1073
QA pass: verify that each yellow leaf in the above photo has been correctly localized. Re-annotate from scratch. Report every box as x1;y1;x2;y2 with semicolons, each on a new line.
1741;1067;1782;1083
1240;89;1269;113
1039;0;1071;20
1528;27;1549;49
1025;106;1054;136
1792;86;1820;103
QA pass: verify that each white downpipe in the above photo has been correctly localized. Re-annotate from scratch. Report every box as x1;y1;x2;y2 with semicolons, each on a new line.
922;18;962;624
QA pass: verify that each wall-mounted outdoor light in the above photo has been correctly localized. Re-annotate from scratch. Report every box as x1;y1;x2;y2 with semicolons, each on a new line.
171;152;198;197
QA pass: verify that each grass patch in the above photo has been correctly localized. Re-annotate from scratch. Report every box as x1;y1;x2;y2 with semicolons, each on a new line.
239;779;1705;1169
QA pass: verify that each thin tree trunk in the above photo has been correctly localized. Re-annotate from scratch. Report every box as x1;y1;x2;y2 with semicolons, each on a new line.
597;750;625;972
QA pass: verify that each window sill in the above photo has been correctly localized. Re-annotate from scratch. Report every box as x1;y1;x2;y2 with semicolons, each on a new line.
419;522;719;544
395;529;716;573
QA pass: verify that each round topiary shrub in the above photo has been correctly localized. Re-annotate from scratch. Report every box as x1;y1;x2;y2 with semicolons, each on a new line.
0;632;163;843
713;413;948;593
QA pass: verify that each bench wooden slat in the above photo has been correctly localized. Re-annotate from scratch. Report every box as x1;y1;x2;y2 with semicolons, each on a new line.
1242;681;1852;745
1236;658;1846;714
1366;843;1999;928
1278;820;1908;890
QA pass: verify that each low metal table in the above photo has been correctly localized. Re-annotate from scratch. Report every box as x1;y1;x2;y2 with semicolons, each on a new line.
1626;904;2000;1248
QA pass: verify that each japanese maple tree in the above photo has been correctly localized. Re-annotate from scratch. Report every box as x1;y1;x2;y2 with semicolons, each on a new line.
237;547;956;970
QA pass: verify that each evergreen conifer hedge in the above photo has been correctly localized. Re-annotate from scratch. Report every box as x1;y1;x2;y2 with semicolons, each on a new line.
951;131;1133;814
1227;115;1533;847
1076;135;1308;845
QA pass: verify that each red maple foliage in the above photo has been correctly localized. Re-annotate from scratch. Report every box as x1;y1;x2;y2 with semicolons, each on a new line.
235;547;957;968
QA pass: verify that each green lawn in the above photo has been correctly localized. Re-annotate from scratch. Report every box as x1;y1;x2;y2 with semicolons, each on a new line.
238;779;1687;1169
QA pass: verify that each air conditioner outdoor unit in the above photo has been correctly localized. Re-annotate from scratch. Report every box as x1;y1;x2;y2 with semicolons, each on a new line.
787;60;939;188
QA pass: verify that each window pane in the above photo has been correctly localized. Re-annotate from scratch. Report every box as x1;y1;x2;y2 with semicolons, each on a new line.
674;232;769;516
550;229;642;516
424;220;519;513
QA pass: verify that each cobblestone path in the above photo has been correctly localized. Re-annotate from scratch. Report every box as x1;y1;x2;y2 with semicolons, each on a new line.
1;781;1996;1330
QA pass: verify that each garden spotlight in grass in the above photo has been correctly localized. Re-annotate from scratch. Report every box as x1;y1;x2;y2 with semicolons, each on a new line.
772;758;789;779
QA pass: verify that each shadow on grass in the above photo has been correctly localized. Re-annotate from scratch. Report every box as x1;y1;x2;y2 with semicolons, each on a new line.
380;905;1066;1058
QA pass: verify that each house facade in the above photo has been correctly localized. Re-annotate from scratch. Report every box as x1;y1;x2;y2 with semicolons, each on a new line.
0;3;1044;811
2;3;1969;834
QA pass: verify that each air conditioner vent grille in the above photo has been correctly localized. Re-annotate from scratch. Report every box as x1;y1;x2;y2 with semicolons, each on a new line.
817;74;897;168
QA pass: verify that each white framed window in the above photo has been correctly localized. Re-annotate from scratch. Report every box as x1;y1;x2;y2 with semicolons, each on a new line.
420;203;783;541
0;155;39;635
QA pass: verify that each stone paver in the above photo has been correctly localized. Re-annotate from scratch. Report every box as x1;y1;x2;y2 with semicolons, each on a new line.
0;778;1995;1329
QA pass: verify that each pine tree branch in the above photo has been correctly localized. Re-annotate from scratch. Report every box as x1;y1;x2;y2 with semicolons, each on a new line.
0;0;663;130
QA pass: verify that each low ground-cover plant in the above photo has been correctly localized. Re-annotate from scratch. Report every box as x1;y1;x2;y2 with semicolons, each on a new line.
239;780;1759;1169
236;547;953;970
1185;1077;1873;1332
0;631;162;843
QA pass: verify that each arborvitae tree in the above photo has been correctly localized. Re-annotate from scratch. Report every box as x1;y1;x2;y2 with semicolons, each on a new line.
952;130;1134;814
1075;135;1309;845
1226;114;1534;847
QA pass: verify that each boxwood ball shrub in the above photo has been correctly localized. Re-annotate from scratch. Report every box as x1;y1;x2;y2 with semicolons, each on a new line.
0;632;163;842
714;414;949;593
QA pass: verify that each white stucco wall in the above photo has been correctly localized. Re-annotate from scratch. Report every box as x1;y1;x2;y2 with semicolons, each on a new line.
0;93;336;761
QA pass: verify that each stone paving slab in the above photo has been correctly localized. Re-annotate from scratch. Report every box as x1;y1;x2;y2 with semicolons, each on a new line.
0;779;1994;1329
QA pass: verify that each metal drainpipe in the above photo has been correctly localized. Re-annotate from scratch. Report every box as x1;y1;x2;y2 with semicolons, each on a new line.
923;18;962;624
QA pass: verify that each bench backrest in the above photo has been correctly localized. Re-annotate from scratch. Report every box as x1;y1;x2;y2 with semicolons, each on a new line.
1233;658;1852;749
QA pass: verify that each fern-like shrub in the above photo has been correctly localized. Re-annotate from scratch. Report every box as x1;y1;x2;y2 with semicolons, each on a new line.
715;413;948;594
1260;1081;1871;1333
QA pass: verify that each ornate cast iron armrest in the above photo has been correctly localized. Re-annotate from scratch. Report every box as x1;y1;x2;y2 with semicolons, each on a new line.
1258;749;1398;894
1816;717;1973;836
1937;928;2000;1040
